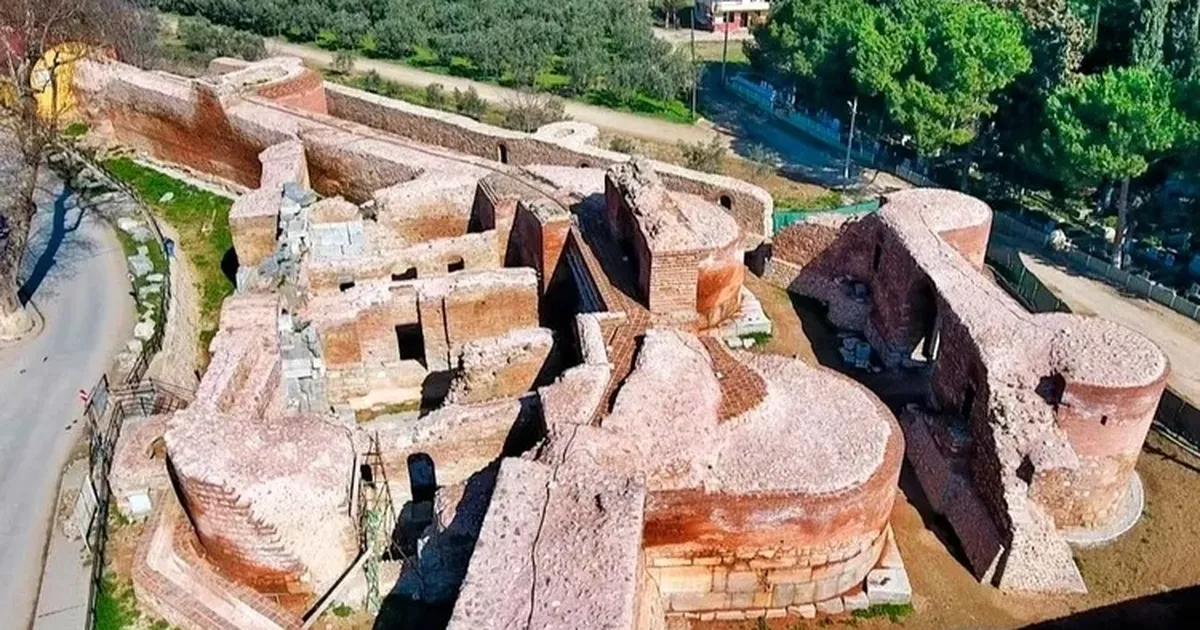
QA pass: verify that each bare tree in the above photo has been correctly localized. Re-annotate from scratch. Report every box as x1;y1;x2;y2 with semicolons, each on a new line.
0;0;153;338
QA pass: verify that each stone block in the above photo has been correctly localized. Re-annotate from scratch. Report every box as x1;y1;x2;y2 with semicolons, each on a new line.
788;604;817;619
879;526;904;569
766;566;812;585
667;591;729;612
842;590;870;612
815;597;844;615
651;557;691;568
656;565;713;593
866;567;912;606
765;608;787;619
713;611;746;621
770;584;794;608
726;571;758;593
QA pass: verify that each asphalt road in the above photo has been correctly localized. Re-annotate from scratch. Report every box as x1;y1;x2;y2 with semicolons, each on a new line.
0;179;134;629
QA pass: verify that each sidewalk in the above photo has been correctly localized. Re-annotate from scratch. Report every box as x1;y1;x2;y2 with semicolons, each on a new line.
32;458;91;630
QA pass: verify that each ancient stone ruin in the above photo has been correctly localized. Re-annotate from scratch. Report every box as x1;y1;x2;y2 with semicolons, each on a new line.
82;55;1166;629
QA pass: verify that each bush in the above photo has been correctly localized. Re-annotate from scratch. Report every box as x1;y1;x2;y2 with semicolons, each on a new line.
332;49;356;74
501;91;567;132
454;87;487;119
425;82;447;107
178;16;266;61
679;137;726;174
745;143;776;178
609;135;640;154
360;70;384;92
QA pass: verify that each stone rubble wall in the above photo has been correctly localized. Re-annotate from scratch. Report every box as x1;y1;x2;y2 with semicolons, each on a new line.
646;529;887;617
447;327;555;405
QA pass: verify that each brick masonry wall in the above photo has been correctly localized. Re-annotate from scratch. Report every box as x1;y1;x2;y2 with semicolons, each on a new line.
648;250;702;325
105;85;264;189
322;84;772;245
253;69;328;115
641;423;903;614
442;280;540;349
133;492;302;629
1037;373;1167;528
169;466;308;594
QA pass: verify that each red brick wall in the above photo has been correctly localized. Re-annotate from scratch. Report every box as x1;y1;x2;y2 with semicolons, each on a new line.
170;469;308;595
254;69;328;114
443;282;539;346
107;87;263;189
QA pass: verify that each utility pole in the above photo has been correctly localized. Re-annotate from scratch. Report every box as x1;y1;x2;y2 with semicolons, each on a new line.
690;5;698;119
721;19;730;82
843;95;859;182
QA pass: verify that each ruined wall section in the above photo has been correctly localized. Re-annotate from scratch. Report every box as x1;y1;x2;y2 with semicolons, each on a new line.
322;84;773;246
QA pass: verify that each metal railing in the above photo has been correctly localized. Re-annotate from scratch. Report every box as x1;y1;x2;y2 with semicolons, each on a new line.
773;198;881;232
58;147;185;630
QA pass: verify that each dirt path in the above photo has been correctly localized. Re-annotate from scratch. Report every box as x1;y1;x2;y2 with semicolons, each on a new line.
1019;251;1200;406
267;40;723;146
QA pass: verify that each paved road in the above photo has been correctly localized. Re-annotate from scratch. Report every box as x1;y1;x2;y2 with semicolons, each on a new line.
1020;251;1200;406
0;176;134;629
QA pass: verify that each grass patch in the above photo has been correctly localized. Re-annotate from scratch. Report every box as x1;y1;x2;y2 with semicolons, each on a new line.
330;602;354;617
94;572;139;630
740;331;773;345
354;400;422;424
63;121;89;137
851;603;914;623
103;157;235;368
774;191;846;212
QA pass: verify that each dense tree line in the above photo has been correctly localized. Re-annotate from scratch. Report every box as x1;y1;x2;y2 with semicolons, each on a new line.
148;0;691;102
752;0;1200;268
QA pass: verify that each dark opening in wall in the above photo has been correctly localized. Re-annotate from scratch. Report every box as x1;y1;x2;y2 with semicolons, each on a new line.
961;384;976;419
1037;373;1066;406
579;161;591;168
391;267;418;281
1101;415;1109;426
447;256;465;273
497;143;509;164
872;242;883;271
718;194;733;209
338;279;356;292
395;323;426;366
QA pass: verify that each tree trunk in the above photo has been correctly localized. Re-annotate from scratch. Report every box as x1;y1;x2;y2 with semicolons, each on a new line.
1112;176;1130;268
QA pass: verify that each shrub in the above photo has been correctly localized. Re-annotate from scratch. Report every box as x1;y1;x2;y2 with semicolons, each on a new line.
608;135;640;154
501;91;567;132
425;82;447;108
178;16;266;61
679;137;726;174
361;70;384;93
332;49;356;75
745;143;776;178
454;87;487;119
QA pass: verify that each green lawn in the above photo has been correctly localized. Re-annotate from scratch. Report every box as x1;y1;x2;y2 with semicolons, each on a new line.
103;157;235;366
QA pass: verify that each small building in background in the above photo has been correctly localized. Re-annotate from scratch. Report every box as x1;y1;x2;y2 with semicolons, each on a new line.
695;0;773;32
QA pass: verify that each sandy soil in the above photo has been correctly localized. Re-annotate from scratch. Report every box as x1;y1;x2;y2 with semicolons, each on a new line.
1020;251;1200;407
